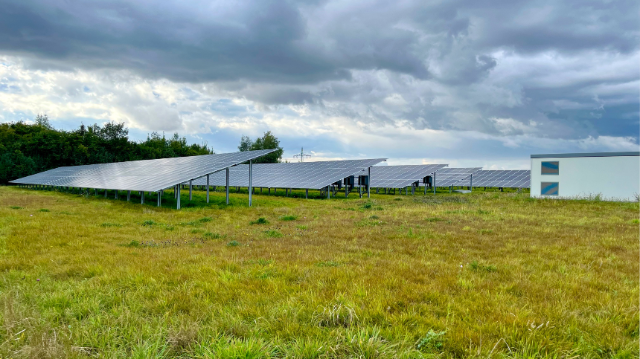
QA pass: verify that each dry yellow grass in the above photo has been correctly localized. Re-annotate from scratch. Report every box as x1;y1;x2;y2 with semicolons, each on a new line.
0;186;638;358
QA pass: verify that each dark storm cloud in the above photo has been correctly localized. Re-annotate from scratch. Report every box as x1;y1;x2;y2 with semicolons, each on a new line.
0;0;637;141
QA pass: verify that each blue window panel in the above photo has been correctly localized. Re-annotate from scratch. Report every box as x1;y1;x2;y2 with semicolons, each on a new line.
541;161;559;175
541;182;559;196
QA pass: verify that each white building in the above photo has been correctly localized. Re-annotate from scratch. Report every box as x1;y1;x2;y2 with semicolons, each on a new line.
530;152;639;201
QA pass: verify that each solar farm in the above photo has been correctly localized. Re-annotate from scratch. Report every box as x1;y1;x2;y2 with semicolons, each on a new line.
9;150;533;209
1;151;638;358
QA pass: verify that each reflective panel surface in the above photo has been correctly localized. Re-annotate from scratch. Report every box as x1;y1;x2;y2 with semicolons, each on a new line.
10;149;277;192
188;159;386;189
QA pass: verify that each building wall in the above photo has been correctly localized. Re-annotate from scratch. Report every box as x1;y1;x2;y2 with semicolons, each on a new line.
530;155;639;201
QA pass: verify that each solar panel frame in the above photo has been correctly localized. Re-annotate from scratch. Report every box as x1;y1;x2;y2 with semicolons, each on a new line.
429;167;483;187
467;170;531;188
9;149;277;192
368;164;448;188
187;159;387;190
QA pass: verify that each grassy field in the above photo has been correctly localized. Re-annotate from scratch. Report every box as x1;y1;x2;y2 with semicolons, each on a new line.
0;186;637;358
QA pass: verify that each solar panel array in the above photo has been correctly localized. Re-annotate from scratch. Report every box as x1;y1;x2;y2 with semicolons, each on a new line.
187;159;386;190
358;164;448;188
430;167;482;187
9;149;276;192
467;170;530;188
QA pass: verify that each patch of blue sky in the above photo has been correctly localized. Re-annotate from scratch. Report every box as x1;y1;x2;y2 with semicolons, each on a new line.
0;83;20;93
180;87;201;101
205;99;261;118
49;117;108;132
0;111;31;123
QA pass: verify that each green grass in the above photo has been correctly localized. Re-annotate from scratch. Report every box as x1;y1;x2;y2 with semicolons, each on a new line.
0;186;638;358
279;215;298;221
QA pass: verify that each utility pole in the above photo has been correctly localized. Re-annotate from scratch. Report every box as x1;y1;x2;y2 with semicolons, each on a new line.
293;147;311;162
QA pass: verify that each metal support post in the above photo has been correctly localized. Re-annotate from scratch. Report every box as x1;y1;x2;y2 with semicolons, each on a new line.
189;180;193;201
127;191;131;201
115;190;119;199
359;185;362;198
105;189;108;198
157;192;161;207
141;191;145;204
177;186;181;209
469;174;473;191
225;167;230;205
367;167;371;198
248;160;253;207
206;175;210;203
433;172;437;194
305;189;308;199
327;186;331;199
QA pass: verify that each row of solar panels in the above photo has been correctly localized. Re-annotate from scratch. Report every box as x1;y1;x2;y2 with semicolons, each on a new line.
185;164;530;189
10;150;530;192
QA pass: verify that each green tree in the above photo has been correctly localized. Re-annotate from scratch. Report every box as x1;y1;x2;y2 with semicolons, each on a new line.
238;135;253;152
249;131;283;163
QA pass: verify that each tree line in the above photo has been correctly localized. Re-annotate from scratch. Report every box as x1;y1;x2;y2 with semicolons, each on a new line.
0;115;283;184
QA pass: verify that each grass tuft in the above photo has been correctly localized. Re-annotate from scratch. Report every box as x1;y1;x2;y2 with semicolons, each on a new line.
469;260;497;272
142;220;156;226
203;232;223;240
100;222;122;228
314;303;358;328
279;215;297;221
317;260;341;267
39;208;50;212
416;329;446;352
9;206;22;209
264;230;282;238
250;217;269;225
227;240;240;247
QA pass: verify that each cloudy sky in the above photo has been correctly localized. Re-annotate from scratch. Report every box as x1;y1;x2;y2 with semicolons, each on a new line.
0;0;638;168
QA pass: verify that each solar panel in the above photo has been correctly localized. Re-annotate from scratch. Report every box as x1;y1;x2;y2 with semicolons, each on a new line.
356;164;448;188
9;149;277;192
187;159;386;190
430;167;482;187
468;170;530;188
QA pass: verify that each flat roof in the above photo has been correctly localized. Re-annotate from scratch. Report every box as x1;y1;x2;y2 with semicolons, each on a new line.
531;152;639;159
